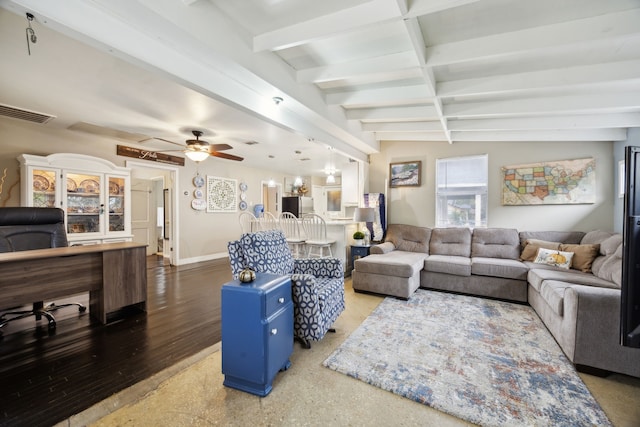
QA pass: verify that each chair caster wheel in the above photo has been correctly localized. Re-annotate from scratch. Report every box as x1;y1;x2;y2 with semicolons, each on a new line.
79;306;87;313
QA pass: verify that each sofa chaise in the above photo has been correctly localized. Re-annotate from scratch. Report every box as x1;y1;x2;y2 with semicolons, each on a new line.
352;224;639;378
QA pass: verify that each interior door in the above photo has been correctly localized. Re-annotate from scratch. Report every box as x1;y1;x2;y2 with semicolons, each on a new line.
131;177;156;256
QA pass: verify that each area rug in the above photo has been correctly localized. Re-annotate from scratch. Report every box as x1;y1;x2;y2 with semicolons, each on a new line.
323;290;611;426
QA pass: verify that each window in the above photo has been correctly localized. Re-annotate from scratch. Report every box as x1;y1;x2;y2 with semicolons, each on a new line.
436;154;488;228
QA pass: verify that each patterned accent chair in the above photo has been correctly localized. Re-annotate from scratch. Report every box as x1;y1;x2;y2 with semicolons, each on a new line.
228;229;345;348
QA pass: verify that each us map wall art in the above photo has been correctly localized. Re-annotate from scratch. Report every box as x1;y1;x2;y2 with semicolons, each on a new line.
501;158;595;205
207;176;237;213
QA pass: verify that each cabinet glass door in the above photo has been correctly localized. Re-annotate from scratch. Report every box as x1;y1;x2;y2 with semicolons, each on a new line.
108;176;125;232
65;172;102;235
31;168;57;208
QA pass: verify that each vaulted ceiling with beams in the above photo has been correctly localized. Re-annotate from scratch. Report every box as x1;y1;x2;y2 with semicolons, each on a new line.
1;0;639;175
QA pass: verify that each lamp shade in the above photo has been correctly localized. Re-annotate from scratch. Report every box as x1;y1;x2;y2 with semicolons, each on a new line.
354;207;375;223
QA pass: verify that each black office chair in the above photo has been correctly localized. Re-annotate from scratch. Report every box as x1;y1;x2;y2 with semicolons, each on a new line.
0;207;86;337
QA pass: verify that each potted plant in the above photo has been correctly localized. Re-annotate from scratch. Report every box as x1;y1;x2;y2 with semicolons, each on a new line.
353;230;365;246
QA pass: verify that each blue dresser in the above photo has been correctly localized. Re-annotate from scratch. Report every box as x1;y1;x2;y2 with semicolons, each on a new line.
221;273;293;396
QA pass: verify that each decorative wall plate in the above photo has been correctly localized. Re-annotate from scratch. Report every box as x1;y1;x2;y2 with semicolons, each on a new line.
67;178;78;192
33;174;50;191
194;189;204;199
239;182;248;192
239;200;248;210
240;192;247;201
193;174;205;188
191;198;206;211
79;179;100;193
109;181;120;195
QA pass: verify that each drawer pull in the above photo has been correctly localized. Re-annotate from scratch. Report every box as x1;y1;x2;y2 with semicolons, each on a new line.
278;297;285;304
270;328;278;335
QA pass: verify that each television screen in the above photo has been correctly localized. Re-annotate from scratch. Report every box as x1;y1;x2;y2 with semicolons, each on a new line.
621;146;640;348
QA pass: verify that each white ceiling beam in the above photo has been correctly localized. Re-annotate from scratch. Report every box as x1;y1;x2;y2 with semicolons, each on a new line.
346;105;439;121
425;9;640;67
325;84;433;106
296;51;419;83
362;121;444;132
438;60;640;98
9;0;374;160
449;113;640;131
451;129;627;142
445;92;640;118
376;131;448;141
405;0;481;18
253;0;404;52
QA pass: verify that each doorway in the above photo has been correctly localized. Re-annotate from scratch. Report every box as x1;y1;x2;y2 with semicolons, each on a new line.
126;160;178;265
261;181;282;217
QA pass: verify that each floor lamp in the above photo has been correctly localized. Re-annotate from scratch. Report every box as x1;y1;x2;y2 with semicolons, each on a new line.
353;207;375;245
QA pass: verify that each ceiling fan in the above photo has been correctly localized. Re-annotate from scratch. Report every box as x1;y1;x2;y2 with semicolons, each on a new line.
157;130;244;162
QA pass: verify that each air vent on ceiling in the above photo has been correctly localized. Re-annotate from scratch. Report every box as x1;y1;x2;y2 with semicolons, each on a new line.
299;157;311;161
0;103;55;124
244;140;260;145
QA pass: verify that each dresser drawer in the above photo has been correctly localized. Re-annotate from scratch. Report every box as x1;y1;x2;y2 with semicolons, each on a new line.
265;280;291;317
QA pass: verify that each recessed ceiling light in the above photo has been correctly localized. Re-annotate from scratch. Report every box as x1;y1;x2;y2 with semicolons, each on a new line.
272;96;283;105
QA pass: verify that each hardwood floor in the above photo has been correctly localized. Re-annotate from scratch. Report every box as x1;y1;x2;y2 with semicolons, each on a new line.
0;256;229;427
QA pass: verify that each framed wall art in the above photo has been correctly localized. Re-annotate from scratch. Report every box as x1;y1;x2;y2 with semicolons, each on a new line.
207;176;237;213
390;161;421;187
501;157;595;205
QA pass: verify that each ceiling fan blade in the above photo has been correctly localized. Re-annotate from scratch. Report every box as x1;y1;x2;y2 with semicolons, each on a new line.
209;143;233;151
211;152;244;161
151;137;185;147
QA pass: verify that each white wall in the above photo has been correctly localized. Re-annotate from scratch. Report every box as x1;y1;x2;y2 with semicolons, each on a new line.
370;140;615;232
614;128;640;233
0;119;297;264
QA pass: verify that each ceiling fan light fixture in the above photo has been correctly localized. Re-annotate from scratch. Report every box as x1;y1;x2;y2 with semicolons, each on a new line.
184;150;209;162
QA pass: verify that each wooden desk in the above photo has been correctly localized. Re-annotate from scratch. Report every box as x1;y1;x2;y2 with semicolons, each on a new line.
0;242;147;324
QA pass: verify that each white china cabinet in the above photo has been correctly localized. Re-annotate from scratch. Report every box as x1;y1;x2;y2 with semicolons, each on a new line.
18;153;132;245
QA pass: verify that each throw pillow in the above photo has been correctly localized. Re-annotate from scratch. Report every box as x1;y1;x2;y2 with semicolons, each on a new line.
240;230;294;276
533;247;574;269
520;239;561;261
559;243;600;273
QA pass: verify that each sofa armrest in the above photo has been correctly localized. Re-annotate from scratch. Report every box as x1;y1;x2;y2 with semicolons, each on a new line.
294;258;343;278
371;242;396;254
562;285;638;375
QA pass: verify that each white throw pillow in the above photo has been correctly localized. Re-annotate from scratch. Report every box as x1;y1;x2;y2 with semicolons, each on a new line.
534;247;574;270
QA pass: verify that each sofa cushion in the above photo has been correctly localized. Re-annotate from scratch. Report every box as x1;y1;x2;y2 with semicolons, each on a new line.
424;254;471;276
592;244;622;288
520;239;561;261
539;280;572;316
471;257;528;280
559;243;600;273
519;230;585;246
429;228;471;257
533;248;573;269
239;229;294;275
384;224;431;254
471;228;520;259
580;230;615;245
527;268;619;292
598;234;623;256
354;251;427;278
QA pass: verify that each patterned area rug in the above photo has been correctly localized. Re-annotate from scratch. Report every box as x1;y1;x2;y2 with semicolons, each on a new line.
323;290;611;426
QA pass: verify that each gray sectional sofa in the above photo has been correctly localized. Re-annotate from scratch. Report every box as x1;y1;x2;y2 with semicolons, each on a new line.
352;224;640;378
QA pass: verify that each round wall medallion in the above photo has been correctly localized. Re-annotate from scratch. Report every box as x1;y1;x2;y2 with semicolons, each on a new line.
239;200;248;211
194;189;204;199
239;182;248;192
